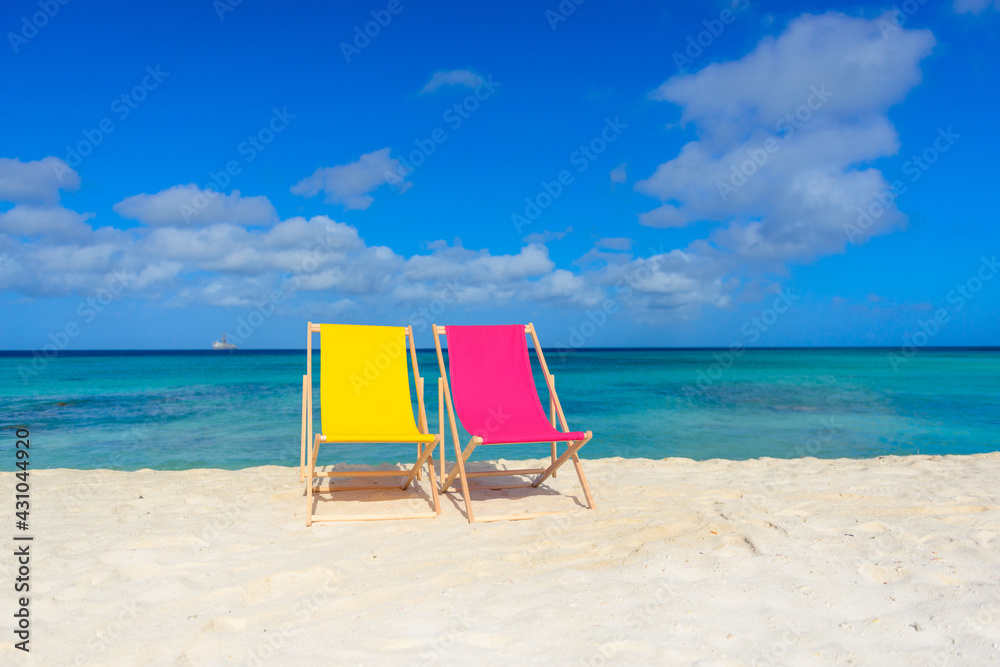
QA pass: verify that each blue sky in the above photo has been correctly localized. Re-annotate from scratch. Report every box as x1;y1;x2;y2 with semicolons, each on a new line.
1;0;998;349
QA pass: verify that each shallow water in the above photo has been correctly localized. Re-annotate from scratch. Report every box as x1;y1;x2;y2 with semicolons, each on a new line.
2;348;998;470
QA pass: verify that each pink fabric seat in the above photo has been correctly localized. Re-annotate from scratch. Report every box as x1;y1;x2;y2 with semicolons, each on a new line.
445;325;586;444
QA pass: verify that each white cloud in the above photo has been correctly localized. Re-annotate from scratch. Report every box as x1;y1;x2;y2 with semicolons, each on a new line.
137;216;364;274
954;0;1000;13
0;157;587;311
610;163;627;184
420;69;484;93
402;242;554;285
521;269;604;307
596;237;632;251
291;148;411;210
113;185;278;227
0;157;79;204
169;275;283;308
0;194;597;315
0;227;129;297
146;236;569;309
585;244;735;320
0;184;738;323
637;12;935;269
522;227;572;244
0;205;95;239
293;298;356;319
649;13;932;149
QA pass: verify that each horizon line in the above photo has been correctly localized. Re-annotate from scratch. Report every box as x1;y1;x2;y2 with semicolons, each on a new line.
2;346;1000;355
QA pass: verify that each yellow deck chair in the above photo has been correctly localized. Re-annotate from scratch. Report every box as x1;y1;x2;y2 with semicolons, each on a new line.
300;322;441;525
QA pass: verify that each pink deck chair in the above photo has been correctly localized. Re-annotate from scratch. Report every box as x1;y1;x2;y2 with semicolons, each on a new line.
433;323;595;522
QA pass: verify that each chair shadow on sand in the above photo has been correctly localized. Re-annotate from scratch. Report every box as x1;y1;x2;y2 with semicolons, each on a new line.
308;461;588;522
307;462;438;515
438;461;591;520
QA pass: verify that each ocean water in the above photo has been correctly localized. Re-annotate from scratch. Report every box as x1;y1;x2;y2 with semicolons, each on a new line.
1;348;998;470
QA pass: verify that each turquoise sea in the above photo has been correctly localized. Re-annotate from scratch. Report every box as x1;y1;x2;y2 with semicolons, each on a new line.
1;348;998;470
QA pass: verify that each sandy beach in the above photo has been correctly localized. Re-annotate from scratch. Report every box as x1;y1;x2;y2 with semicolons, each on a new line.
4;454;1000;665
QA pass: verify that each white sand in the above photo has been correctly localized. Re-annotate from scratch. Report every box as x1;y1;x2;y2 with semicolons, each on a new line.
3;454;1000;665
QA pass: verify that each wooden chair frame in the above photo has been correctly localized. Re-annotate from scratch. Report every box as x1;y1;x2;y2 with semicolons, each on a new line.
301;322;441;525
433;323;595;523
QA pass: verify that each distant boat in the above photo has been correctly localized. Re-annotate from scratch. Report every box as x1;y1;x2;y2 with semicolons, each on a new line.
212;333;237;350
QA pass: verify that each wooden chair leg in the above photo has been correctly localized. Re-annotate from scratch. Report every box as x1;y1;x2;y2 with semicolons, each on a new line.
300;375;307;483
402;437;438;490
570;452;596;509
308;437;442;524
438;379;446;482
311;436;321;470
306;433;321;526
549;387;557;478
533;433;590;488
438;433;594;522
426;439;442;516
453;437;477;523
441;438;477;492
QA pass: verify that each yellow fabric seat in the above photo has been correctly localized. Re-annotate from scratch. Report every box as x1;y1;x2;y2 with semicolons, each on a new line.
301;323;442;525
320;324;429;441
